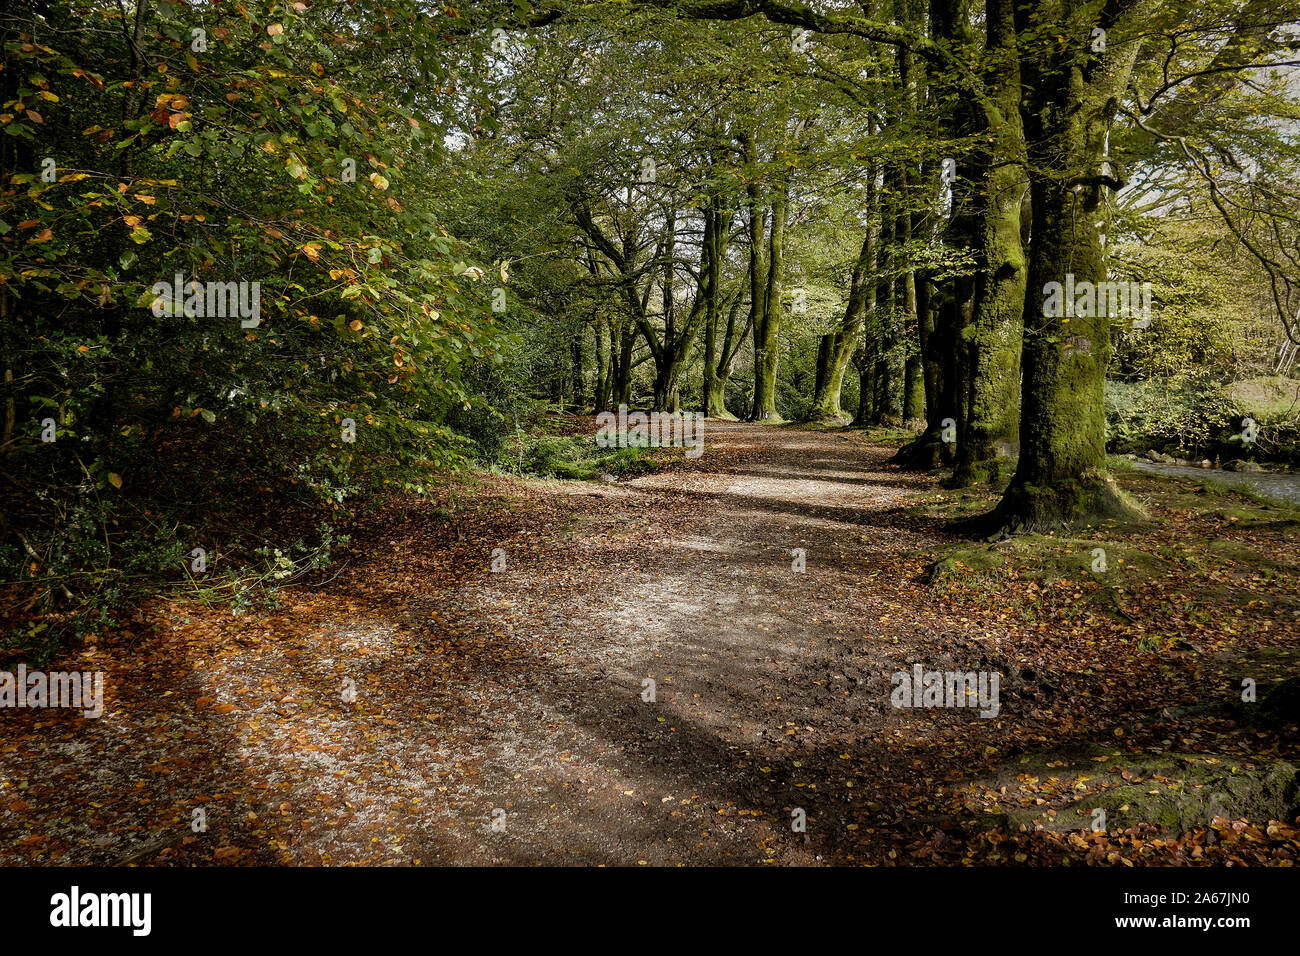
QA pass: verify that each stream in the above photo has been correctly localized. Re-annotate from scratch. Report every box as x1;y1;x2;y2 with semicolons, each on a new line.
1129;459;1300;508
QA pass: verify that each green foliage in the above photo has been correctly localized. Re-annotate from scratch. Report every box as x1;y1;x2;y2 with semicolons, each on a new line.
1107;376;1300;465
0;1;504;656
1106;376;1227;456
496;431;659;480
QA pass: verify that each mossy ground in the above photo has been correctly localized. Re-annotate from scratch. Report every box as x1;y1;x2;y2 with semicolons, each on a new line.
890;457;1300;857
965;745;1299;835
912;462;1299;610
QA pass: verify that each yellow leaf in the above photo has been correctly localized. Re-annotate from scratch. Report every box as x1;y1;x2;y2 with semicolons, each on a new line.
108;473;123;489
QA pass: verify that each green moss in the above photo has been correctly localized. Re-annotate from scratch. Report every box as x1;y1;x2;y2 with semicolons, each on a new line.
965;457;1017;488
974;748;1300;835
926;535;1166;589
1203;538;1280;569
928;545;1008;582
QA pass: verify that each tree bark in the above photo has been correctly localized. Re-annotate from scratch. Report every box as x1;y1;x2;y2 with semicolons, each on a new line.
951;0;1027;486
750;181;787;422
987;0;1154;529
808;224;876;422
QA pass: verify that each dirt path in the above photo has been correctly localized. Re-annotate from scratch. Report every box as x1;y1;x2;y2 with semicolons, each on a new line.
4;422;1296;866
433;422;957;865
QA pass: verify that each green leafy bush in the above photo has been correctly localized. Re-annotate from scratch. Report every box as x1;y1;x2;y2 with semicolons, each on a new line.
495;432;661;480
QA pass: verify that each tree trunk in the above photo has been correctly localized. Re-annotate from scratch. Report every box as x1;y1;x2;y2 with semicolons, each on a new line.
706;288;747;419
809;209;877;423
952;0;1027;486
611;320;634;407
701;199;732;417
870;189;897;424
594;314;611;413
903;352;924;420
896;175;921;422
852;345;875;426
917;272;938;422
750;183;787;422
988;1;1149;530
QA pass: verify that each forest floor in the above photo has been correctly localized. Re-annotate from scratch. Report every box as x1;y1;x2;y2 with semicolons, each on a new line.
3;421;1299;866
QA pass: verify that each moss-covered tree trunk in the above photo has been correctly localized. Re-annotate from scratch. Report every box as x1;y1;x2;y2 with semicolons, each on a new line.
594;314;611;413
994;181;1129;525
896;183;922;422
903;353;924;420
952;0;1027;486
705;289;747;419
738;131;772;422
852;344;875;425
611;318;634;407
894;0;968;468
808;223;876;422
570;328;585;409
701;199;735;418
989;0;1151;529
750;183;787;422
869;187;897;424
917;272;938;420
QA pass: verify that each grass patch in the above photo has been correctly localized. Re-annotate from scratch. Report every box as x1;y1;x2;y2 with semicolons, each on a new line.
843;423;924;446
1227;376;1300;422
495;432;662;480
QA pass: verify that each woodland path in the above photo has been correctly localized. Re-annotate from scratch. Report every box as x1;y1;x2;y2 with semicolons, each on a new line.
7;422;1291;866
